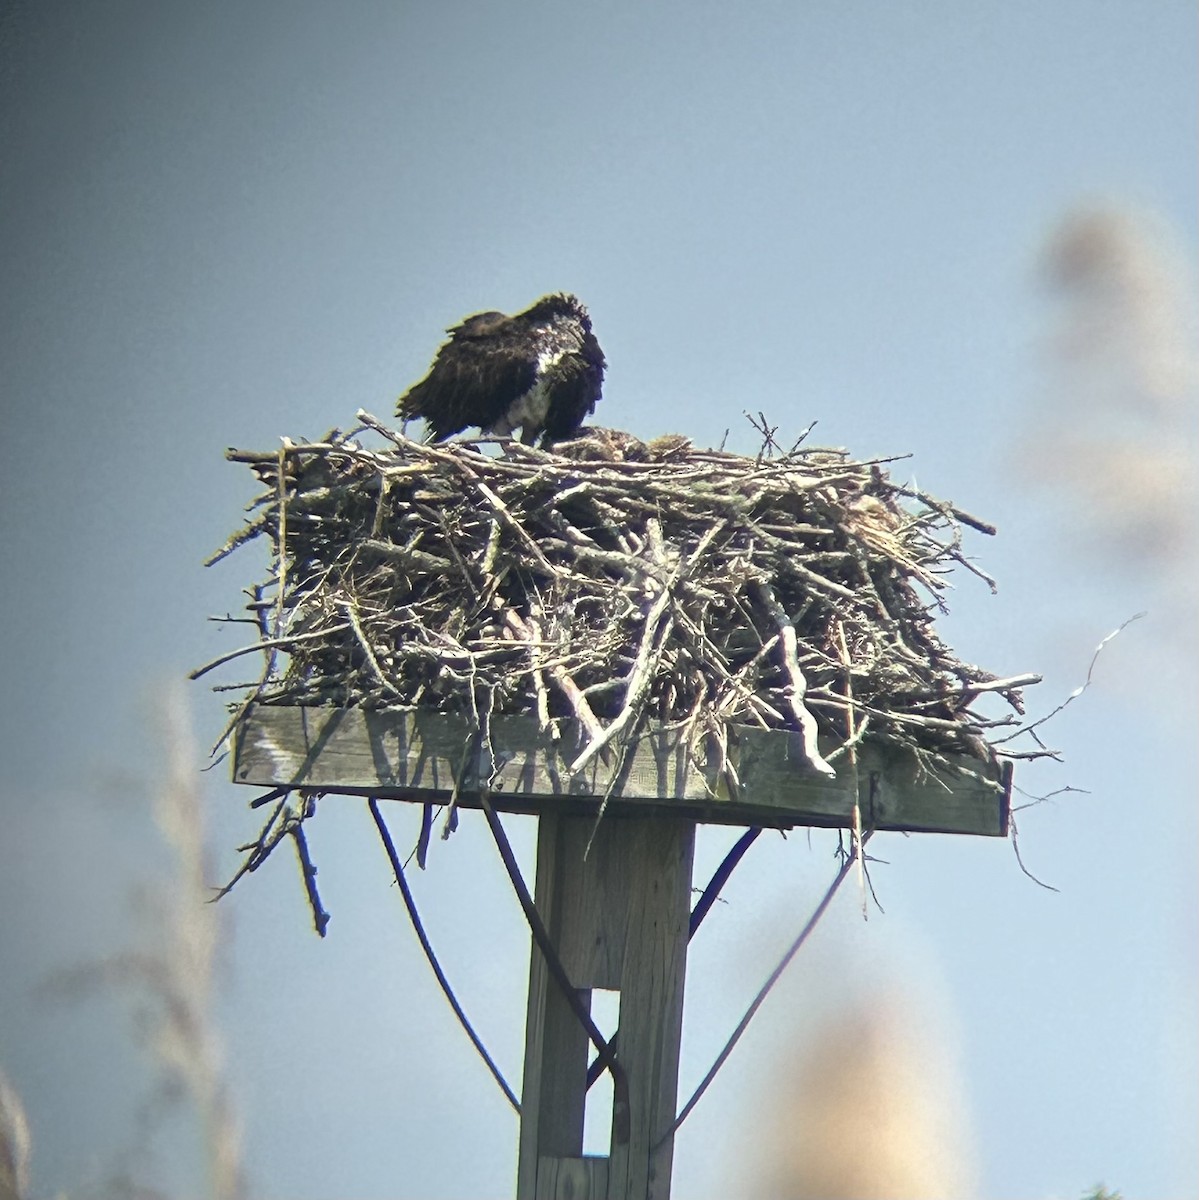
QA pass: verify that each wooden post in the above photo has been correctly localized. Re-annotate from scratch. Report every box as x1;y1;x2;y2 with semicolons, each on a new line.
517;813;695;1200
229;705;1012;1200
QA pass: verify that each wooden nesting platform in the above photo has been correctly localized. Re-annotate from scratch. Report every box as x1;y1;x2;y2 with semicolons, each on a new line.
210;422;1033;1200
232;705;1011;836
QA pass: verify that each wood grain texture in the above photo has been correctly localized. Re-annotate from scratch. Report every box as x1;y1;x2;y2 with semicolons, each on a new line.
233;706;1010;836
535;1155;610;1200
517;815;694;1200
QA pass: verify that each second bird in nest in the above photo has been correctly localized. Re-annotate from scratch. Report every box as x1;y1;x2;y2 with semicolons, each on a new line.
397;292;606;447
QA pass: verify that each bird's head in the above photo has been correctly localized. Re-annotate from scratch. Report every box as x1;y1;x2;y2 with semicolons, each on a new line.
519;292;591;328
450;310;509;338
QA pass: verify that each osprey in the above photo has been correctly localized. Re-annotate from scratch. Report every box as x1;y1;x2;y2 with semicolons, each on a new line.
397;293;605;446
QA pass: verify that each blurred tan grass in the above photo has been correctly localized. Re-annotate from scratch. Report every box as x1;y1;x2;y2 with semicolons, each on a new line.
6;684;243;1200
1023;206;1199;575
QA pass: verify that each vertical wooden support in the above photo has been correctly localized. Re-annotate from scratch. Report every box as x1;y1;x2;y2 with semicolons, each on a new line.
517;813;696;1200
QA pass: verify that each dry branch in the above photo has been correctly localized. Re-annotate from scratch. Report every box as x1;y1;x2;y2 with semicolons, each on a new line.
200;414;1040;785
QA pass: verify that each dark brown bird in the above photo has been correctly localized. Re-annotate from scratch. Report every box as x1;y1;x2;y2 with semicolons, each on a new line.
397;293;606;446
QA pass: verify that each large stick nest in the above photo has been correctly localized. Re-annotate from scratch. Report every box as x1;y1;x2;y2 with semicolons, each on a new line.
202;411;1036;777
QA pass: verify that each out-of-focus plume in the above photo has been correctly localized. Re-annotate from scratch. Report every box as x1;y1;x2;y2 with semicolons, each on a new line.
749;992;977;1200
148;682;244;1200
39;683;244;1199
0;1068;30;1200
1023;206;1199;577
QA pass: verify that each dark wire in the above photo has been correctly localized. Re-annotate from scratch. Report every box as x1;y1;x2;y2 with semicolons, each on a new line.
368;796;521;1114
688;826;763;936
475;790;632;1146
583;824;763;1090
653;831;872;1150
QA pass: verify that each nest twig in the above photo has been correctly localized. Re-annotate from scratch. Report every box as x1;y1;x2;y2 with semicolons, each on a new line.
197;411;1040;779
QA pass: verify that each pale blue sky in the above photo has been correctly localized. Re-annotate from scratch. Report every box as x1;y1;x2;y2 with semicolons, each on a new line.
1;2;1195;1198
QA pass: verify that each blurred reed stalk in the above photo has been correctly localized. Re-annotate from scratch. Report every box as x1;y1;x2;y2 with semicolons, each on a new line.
33;682;245;1200
151;682;244;1200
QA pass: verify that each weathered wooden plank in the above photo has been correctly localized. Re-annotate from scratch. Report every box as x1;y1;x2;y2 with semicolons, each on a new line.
232;705;1010;836
518;815;694;1200
518;814;592;1200
535;1155;609;1200
605;818;693;1200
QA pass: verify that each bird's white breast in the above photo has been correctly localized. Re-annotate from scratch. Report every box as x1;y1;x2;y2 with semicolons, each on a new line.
495;375;554;436
490;316;582;437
